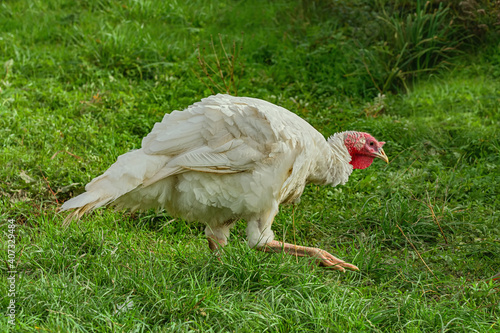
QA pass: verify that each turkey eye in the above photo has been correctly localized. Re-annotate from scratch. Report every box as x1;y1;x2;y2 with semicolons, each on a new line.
369;142;374;146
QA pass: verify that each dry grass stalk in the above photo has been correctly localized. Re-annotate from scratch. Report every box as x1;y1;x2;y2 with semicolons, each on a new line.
396;224;436;278
195;34;245;96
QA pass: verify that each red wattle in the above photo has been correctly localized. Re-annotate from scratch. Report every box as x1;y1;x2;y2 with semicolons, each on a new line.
350;154;375;170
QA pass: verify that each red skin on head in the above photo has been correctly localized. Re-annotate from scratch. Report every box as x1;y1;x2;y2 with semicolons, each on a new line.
344;132;386;170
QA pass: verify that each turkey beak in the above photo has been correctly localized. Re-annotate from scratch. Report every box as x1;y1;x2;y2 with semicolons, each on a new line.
374;148;389;164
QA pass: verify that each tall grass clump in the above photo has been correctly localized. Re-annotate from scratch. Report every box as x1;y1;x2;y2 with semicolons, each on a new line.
360;1;459;93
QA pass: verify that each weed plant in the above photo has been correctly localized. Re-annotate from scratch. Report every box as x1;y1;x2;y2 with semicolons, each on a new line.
362;1;459;93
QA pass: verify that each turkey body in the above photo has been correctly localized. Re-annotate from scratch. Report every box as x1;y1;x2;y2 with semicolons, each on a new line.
61;94;379;271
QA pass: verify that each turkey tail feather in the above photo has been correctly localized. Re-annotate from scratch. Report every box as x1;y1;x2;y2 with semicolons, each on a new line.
60;191;113;226
62;202;97;227
59;148;172;225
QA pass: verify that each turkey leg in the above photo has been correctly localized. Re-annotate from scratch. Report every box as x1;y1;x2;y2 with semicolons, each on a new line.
260;240;359;272
207;236;225;262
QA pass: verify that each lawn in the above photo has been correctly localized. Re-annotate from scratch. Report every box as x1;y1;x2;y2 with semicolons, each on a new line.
1;0;499;331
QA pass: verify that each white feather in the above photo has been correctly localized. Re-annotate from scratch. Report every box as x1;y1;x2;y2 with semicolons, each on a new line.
60;94;353;246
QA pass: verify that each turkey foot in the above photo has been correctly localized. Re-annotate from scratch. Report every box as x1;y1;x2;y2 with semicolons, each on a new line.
207;236;225;262
260;240;359;272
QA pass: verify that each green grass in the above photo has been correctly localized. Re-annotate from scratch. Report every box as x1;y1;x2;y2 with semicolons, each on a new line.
1;0;499;331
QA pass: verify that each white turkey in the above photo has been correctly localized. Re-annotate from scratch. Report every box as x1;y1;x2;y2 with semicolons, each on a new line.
60;94;388;271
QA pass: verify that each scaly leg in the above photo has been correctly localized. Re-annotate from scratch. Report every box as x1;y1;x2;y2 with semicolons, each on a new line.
260;240;359;272
207;236;225;252
205;224;231;261
207;235;226;263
